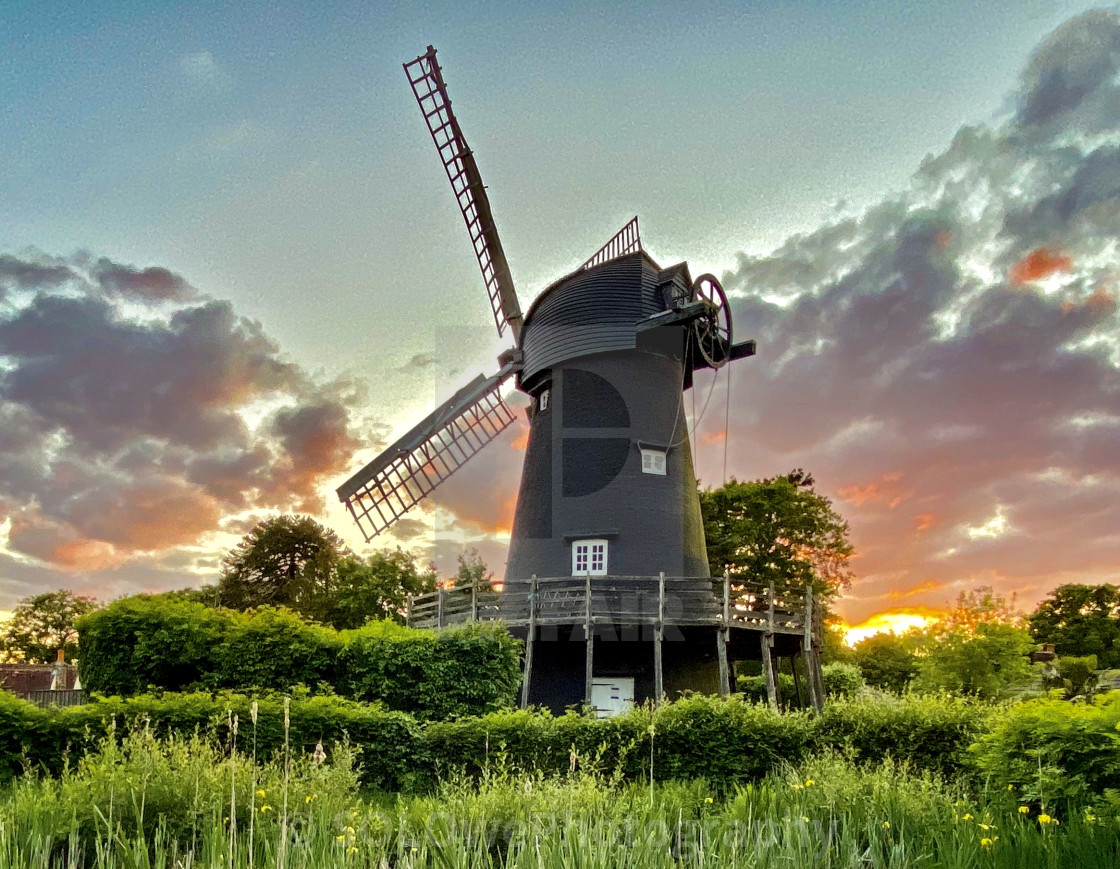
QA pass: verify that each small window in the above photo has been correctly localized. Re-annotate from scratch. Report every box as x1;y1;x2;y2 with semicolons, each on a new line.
538;389;550;412
640;447;667;475
572;539;608;576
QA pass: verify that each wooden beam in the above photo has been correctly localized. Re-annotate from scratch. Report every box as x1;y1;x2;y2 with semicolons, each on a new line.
584;574;594;708
717;571;731;696
437;587;445;628
653;572;664;703
760;633;778;711
520;576;537;709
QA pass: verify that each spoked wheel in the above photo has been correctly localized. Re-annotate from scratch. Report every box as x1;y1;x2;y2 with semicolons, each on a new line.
692;273;732;368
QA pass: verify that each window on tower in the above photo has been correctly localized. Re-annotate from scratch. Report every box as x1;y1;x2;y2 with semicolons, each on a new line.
571;539;608;576
640;447;667;475
538;389;550;412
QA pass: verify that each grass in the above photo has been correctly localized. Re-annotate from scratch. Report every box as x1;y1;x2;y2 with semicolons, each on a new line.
0;725;1116;868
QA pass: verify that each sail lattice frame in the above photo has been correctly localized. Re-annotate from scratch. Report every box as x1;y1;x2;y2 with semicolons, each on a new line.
337;368;518;540
580;216;642;270
404;47;522;338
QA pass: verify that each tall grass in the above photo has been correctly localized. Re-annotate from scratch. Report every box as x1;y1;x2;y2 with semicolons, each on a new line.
0;727;1115;868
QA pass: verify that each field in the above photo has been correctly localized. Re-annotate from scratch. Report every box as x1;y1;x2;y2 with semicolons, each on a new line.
1;701;1117;869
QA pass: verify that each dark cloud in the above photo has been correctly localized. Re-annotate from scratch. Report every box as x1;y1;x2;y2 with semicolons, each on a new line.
400;352;438;370
1014;9;1120;131
89;257;197;302
0;251;362;592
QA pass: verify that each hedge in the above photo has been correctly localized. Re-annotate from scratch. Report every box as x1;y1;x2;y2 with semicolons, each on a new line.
75;597;522;719
0;690;1004;793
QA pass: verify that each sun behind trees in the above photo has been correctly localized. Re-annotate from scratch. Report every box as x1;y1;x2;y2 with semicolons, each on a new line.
215;514;437;629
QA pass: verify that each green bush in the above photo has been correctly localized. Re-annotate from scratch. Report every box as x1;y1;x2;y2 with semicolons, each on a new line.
339;620;522;719
77;597;521;718
0;690;423;791
970;690;1120;812
814;693;998;778
737;672;796;704
821;662;865;697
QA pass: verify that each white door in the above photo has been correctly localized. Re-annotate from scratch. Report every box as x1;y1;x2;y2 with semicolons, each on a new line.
591;677;635;718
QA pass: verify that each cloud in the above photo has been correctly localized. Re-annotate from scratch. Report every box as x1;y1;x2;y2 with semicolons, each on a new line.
0;253;362;599
707;10;1120;622
178;50;228;89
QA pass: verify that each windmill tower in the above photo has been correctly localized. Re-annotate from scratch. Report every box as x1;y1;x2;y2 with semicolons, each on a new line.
337;47;824;714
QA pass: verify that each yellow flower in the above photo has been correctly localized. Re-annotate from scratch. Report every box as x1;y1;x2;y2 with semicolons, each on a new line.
1037;813;1052;825
256;789;266;799
705;797;714;804
882;821;890;829
347;847;358;855
1007;784;1014;791
260;805;273;813
345;826;355;835
802;816;810;823
981;837;995;849
1018;806;1030;815
804;779;815;788
978;823;993;831
336;835;346;843
305;795;312;803
961;813;972;821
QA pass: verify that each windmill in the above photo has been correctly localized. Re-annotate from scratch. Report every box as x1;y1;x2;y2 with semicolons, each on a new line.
337;47;824;714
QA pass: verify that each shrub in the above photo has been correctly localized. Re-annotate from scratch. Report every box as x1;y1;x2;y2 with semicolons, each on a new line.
821;662;864;697
737;673;796;704
77;597;521;718
814;693;998;778
969;690;1120;812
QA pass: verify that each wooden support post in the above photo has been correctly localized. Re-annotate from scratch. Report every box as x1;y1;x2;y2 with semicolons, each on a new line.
653;572;665;703
803;587;825;712
405;594;413;627
437;587;446;628
584;574;594;708
791;654;804;707
520;576;537;709
717;571;731;696
471;574;478;622
760;633;778;711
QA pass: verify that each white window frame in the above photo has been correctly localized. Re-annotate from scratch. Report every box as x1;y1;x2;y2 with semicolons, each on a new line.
640;447;667;475
572;539;608;576
538;388;550;412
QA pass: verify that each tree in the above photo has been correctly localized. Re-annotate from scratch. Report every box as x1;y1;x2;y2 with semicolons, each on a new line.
0;590;99;663
451;549;495;590
939;585;1023;634
1028;583;1120;669
912;622;1034;699
326;549;439;629
849;630;923;693
700;469;853;599
216;515;350;617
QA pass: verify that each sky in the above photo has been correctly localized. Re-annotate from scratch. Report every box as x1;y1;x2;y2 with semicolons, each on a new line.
1;1;1118;631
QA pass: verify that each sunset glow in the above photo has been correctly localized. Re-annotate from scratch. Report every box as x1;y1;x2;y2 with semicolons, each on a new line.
842;609;945;646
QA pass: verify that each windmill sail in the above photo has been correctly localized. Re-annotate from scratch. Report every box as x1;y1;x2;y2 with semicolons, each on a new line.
337;364;518;540
404;46;523;339
580;216;642;270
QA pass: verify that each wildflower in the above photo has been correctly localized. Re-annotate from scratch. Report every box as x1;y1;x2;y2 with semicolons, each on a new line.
306;795;312;803
981;837;996;849
260;805;273;813
961;813;972;821
1018;806;1030;815
978;823;993;831
804;779;815;788
250;699;258;725
336;835;346;843
256;789;266;799
882;822;890;830
347;847;358;855
346;827;355;835
802;816;810;823
313;741;326;766
705;797;714;804
1037;813;1052;825
1007;784;1013;791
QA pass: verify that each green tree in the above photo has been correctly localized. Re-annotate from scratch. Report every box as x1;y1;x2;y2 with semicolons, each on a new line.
941;585;1023;633
451;548;495;590
849;630;923;693
1028;583;1120;669
700;469;853;599
327;549;439;629
0;590;99;663
912;622;1034;699
216;515;350;617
